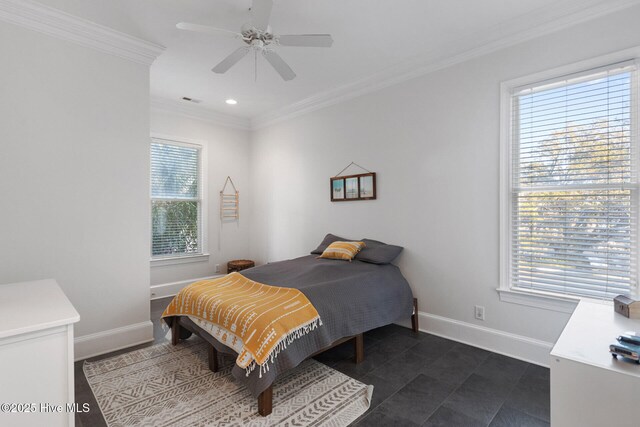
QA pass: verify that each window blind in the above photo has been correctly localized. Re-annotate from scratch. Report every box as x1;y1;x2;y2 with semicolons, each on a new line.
510;61;638;299
151;142;201;257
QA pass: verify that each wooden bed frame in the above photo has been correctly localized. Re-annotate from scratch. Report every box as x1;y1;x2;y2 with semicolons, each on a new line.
171;298;419;416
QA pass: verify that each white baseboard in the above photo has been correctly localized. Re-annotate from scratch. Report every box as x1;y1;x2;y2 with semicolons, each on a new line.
399;311;554;367
74;321;154;361
150;275;223;300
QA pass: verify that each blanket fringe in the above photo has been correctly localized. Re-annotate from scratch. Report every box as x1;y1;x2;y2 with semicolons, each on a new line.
245;317;323;378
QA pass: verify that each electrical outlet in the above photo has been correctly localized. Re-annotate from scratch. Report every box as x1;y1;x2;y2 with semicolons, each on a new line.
474;305;485;321
215;264;221;273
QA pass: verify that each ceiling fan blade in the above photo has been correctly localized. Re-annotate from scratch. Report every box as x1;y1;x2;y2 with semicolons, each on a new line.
262;50;296;81
212;47;250;74
176;22;241;38
251;0;273;31
278;34;333;47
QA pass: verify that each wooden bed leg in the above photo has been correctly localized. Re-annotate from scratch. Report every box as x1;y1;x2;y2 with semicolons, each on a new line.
171;319;180;346
208;344;219;373
411;298;419;334
258;386;273;416
354;333;364;364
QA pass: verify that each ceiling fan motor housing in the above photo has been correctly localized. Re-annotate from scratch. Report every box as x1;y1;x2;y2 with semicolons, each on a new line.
241;23;274;46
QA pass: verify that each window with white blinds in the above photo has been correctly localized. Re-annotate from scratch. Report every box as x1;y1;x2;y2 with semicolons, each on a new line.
505;61;638;300
151;140;202;258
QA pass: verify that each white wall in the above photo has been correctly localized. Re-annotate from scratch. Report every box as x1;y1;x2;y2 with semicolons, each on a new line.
150;111;252;288
0;21;152;354
249;6;640;351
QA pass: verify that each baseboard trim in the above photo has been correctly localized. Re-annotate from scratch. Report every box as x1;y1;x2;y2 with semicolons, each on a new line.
73;311;553;365
150;275;223;300
400;311;554;367
74;321;154;361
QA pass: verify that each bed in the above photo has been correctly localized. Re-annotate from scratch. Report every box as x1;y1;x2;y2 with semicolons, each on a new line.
165;253;417;416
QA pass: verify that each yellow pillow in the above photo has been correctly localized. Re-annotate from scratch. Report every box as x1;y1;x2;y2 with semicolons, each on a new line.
319;241;366;261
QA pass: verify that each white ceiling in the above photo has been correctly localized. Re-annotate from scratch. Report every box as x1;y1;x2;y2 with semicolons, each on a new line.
36;0;640;121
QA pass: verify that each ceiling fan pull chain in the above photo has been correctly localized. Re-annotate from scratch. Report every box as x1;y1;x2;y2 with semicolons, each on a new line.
255;49;258;82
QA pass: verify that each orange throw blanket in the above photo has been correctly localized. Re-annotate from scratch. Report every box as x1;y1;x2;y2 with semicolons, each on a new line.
162;272;322;376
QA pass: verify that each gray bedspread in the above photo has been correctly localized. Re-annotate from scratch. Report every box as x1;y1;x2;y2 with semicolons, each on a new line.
175;255;414;397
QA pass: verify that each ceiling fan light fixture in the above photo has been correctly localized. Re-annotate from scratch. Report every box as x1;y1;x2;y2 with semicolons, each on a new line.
225;99;238;105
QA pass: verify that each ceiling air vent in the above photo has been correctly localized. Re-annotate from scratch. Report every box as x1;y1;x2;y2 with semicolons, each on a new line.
181;97;202;104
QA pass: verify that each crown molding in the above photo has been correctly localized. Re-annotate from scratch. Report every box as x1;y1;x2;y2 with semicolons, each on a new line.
251;0;640;130
0;0;164;65
151;97;251;131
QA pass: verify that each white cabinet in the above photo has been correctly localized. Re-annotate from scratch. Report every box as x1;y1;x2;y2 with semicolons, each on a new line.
551;300;640;427
0;279;80;427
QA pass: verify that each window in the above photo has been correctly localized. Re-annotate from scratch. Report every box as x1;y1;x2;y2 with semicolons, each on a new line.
501;59;639;300
151;139;204;259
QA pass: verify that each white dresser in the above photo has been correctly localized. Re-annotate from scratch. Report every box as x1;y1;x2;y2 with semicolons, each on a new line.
0;279;80;427
551;300;640;427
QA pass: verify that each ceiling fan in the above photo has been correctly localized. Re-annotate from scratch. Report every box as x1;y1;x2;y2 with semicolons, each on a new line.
176;0;333;81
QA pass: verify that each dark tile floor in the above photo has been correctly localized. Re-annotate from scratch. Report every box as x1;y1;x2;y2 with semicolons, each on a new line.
75;297;550;427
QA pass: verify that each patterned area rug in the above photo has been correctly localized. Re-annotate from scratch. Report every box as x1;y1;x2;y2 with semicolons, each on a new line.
84;340;372;426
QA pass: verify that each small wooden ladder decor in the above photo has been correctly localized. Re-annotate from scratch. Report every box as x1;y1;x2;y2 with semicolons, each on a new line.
220;176;239;220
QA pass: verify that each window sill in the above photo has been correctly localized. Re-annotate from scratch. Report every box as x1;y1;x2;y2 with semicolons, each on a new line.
150;253;210;267
496;287;581;314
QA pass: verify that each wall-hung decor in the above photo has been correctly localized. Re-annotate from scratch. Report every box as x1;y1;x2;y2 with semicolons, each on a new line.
332;179;345;200
330;162;376;202
359;175;375;198
220;176;239;220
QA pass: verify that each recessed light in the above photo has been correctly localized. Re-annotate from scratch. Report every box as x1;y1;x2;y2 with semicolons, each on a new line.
225;99;238;105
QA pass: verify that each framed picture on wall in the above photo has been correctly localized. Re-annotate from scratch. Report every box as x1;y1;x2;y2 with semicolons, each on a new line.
345;177;359;199
360;174;375;198
332;179;345;200
330;173;376;202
